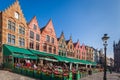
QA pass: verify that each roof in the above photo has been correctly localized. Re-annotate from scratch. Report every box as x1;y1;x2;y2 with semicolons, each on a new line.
27;16;36;25
57;38;60;41
66;40;70;44
41;19;52;33
40;26;46;32
73;42;77;47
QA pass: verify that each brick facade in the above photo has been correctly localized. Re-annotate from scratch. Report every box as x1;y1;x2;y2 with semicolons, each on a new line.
80;44;86;60
27;16;41;50
85;46;94;61
0;0;96;63
0;1;28;63
57;32;67;56
73;40;81;59
66;36;74;58
40;19;58;54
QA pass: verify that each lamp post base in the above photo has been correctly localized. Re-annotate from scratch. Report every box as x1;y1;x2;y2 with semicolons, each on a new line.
103;77;106;80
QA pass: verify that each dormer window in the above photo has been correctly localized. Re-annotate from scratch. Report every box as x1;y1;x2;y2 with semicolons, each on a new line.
14;12;19;19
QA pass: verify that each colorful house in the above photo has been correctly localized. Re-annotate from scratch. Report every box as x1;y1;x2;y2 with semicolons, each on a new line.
80;44;86;60
40;19;58;54
66;36;74;58
73;40;81;59
27;16;41;50
57;32;67;56
85;46;94;61
0;1;28;63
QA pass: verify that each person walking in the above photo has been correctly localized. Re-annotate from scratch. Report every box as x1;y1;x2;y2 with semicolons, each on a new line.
109;67;112;74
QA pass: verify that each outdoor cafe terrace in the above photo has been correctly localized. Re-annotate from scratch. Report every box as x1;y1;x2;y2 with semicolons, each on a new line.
2;44;99;80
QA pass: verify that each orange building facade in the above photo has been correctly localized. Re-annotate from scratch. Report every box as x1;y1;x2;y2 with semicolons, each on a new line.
0;1;28;63
57;32;67;56
66;36;74;58
0;0;95;63
40;20;58;54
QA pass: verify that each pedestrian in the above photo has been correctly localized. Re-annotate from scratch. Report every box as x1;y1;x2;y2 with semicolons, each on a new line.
109;67;112;74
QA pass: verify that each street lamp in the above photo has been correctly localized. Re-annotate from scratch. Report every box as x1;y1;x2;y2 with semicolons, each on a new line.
102;34;109;80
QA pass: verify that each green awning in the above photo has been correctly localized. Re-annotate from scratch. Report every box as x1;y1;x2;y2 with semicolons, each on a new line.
29;49;55;57
29;49;94;65
86;60;97;66
3;44;37;59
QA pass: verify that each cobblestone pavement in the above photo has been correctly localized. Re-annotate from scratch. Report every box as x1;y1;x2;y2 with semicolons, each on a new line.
81;72;120;80
0;70;120;80
0;70;36;80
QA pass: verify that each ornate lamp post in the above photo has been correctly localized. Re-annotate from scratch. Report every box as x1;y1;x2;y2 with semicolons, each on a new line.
102;34;109;80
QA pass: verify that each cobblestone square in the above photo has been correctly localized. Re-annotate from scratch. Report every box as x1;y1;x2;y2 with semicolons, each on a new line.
0;70;120;80
81;72;120;80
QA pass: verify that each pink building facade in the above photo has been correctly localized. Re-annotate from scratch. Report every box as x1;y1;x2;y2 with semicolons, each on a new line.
27;16;41;50
73;40;81;59
81;44;86;60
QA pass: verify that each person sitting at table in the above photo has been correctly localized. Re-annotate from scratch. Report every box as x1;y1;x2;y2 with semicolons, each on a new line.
33;63;37;70
26;60;31;68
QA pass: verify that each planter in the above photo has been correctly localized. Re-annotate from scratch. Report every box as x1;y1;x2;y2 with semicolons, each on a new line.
26;69;33;77
21;68;27;76
34;70;41;79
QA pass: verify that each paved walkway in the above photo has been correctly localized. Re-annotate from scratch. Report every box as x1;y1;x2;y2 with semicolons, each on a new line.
81;72;120;80
0;70;120;80
0;70;36;80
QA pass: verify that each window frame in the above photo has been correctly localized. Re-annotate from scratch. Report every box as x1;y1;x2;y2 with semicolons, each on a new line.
7;33;15;44
19;25;25;35
8;20;15;32
46;35;50;42
19;37;25;47
33;24;37;30
30;31;34;39
36;34;40;41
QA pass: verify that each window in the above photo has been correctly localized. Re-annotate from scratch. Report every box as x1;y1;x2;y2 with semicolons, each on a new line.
19;37;25;47
36;43;39;50
51;38;54;43
54;47;56;54
59;51;61;56
14;12;19;19
8;20;15;31
8;33;15;44
46;35;50;42
36;34;40;41
11;34;15;44
29;41;34;49
62;39;64;43
33;24;37;30
30;31;34;39
19;26;25;35
70;45;72;49
43;44;47;52
49;46;52;53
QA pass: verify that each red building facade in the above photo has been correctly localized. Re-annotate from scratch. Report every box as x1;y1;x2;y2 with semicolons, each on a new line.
40;20;58;54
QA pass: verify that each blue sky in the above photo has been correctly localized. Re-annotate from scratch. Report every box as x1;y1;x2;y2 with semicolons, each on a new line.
1;0;120;58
